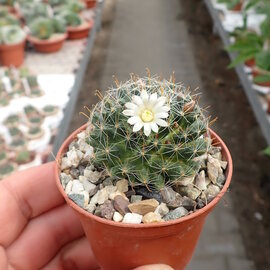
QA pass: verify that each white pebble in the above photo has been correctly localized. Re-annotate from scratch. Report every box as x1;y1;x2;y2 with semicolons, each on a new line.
113;212;123;222
122;213;143;224
72;180;84;193
81;190;90;208
65;180;73;194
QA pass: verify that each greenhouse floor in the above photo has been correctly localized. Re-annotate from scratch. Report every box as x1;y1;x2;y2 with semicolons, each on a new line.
71;0;270;269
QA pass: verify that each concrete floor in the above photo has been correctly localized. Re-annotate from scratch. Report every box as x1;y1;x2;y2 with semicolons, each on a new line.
72;0;256;269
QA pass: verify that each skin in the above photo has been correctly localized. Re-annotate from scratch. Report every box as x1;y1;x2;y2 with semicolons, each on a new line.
0;162;173;270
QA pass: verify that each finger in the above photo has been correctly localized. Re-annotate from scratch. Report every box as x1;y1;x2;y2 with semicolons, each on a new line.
42;237;100;270
133;265;174;270
0;246;8;270
0;162;64;247
7;204;84;270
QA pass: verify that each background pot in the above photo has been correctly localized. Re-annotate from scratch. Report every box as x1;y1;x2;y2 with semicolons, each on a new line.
252;69;270;87
55;125;233;270
85;0;97;9
27;33;67;53
0;39;26;67
67;20;94;40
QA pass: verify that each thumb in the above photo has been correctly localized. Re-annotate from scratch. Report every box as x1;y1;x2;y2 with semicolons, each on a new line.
132;264;174;270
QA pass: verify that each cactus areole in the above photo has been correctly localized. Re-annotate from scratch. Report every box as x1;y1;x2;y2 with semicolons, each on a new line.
87;76;210;191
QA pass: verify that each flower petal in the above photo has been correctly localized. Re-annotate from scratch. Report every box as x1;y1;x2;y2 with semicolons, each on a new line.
149;92;157;104
154;96;167;109
150;122;158;133
123;109;135;116
125;102;138;110
159;105;170;112
143;123;151;136
133;122;143;132
141;90;149;103
132;95;143;106
155;112;168;119
156;118;168;127
128;116;141;125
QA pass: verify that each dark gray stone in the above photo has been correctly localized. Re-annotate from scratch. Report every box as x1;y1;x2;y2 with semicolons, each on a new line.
70;168;80;179
100;200;115;220
182;196;196;211
134;186;162;202
160;187;183;209
113;195;130;216
68;193;84;208
164;207;188;221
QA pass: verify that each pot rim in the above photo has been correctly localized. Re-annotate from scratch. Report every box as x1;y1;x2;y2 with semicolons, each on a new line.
0;38;26;50
67;19;94;32
55;124;233;229
27;33;67;45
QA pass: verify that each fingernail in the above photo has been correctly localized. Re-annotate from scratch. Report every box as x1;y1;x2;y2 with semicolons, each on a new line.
133;264;174;270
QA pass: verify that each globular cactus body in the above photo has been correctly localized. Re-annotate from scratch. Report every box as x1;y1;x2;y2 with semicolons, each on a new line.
88;77;210;190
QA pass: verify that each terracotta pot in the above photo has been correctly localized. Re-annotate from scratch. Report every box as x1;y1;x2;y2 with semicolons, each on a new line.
55;124;233;270
27;33;67;53
85;0;96;9
67;20;94;40
244;58;255;68
231;2;242;11
0;39;25;67
252;69;270;87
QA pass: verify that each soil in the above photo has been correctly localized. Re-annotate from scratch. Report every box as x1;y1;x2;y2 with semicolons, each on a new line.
71;0;270;269
180;1;270;269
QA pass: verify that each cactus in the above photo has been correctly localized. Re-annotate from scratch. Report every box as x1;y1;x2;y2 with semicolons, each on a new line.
52;16;66;33
0;25;26;45
0;11;20;27
29;18;54;40
87;76;210;190
58;10;82;27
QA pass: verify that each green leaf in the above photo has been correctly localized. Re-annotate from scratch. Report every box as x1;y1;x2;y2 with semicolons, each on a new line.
253;74;270;83
263;146;270;156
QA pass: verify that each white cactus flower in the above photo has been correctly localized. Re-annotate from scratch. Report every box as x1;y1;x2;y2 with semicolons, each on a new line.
123;90;170;136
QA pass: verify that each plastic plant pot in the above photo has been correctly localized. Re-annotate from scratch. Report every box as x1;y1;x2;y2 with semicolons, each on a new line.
27;33;67;53
67;20;94;40
0;39;26;67
55;124;233;270
85;0;96;9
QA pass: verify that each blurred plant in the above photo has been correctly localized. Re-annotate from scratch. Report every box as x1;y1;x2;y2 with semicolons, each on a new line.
0;10;20;27
217;0;243;10
263;146;270;156
0;25;25;45
58;10;82;26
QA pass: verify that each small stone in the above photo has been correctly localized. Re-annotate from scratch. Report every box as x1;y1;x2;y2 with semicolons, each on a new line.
175;175;195;186
204;184;220;202
66;147;83;167
122;213;143;224
65;180;73;194
103;177;113;186
177;184;201;200
217;174;226;186
68;193;84;208
78;139;91;153
94;205;102;217
212;151;222;160
68;141;79;150
81;191;90;208
116;179;129;193
164;207;188;221
60;173;72;188
105;185;117;195
142;212;163;223
181;196;196;211
70;168;80;179
154;203;169;217
84;169;102;184
100;200;115;220
160;187;183;209
113;211;123;222
219;160;228;170
61;157;71;170
109;191;129;201
207;155;223;184
113;195;130;216
205;177;211;186
78;165;85;175
134;186;162;202
131;195;143;203
96;188;110;205
71;180;84;193
209;146;222;155
195;170;207;191
99;183;104;190
86;203;96;213
82;179;98;196
128;199;159;215
125;189;136;198
196;197;206;209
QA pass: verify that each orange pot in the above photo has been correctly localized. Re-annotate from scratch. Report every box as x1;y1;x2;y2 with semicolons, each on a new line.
0;39;25;67
27;33;67;53
252;69;270;87
55;124;233;270
85;0;96;9
231;2;242;11
244;58;255;68
67;20;94;40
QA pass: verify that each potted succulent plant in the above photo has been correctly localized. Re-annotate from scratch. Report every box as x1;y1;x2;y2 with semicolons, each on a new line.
27;16;67;53
55;76;233;269
0;10;20;27
14;149;35;165
0;25;26;67
4;113;20;127
8;126;23;138
42;104;59;116
84;0;96;9
10;138;27;151
58;10;93;40
24;105;44;127
26;126;44;140
252;48;270;87
0;150;8;165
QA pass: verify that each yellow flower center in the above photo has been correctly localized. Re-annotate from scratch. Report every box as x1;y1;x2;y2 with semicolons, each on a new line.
141;109;154;122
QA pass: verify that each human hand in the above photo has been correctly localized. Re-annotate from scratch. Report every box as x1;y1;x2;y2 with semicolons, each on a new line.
0;162;173;270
